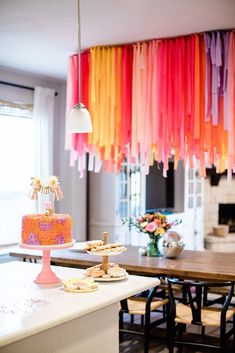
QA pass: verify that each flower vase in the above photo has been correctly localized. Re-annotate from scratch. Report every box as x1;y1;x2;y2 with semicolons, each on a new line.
147;235;162;257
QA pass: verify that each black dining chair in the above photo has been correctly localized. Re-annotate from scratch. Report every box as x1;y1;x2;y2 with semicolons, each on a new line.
203;284;235;307
119;284;169;353
167;278;235;353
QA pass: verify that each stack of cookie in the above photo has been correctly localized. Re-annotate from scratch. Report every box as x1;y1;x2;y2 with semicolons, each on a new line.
85;263;127;279
85;240;104;250
85;241;126;254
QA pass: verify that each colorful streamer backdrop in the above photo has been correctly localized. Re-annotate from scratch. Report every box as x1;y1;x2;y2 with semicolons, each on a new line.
65;30;235;178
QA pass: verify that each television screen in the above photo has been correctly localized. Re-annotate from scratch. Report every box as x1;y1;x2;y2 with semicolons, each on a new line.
145;161;174;212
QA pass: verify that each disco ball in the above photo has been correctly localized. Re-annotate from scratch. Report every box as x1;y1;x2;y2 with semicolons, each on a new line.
158;231;185;258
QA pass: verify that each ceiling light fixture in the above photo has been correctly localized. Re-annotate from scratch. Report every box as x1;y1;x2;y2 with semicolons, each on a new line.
68;0;92;133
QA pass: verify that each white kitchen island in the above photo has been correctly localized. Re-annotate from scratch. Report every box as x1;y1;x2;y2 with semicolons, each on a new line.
0;261;160;353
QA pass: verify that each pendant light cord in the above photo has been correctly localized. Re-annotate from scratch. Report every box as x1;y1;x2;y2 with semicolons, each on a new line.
77;0;81;104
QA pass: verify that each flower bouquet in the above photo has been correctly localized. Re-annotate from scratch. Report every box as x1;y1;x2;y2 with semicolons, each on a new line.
134;212;177;257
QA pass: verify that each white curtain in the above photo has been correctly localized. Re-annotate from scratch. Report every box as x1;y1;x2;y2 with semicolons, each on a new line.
33;86;55;183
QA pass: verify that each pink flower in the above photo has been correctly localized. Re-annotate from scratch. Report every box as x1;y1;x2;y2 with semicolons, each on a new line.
145;222;157;233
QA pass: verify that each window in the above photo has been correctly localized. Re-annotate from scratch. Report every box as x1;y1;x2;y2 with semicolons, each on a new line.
118;157;145;220
0;101;35;246
117;158;146;246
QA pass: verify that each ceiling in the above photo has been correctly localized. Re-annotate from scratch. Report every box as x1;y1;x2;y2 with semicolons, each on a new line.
0;0;235;80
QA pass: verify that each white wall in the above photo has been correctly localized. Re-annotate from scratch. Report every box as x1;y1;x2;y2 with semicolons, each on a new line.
89;170;117;242
0;66;87;241
52;79;87;241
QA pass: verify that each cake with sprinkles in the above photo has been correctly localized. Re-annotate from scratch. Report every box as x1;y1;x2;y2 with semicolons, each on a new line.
21;176;72;246
21;212;72;246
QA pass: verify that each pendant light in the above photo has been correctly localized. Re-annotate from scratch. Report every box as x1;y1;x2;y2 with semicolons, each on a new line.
68;0;92;133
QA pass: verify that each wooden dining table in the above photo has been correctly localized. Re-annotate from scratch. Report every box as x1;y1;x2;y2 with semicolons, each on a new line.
8;245;235;281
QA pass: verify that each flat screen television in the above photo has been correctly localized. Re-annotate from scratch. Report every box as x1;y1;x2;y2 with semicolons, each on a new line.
145;161;174;213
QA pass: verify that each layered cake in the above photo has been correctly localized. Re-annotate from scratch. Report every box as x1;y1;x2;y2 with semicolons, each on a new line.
22;176;72;246
21;212;72;246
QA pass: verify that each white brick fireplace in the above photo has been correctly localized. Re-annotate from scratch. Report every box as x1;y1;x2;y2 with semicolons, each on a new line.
203;177;235;235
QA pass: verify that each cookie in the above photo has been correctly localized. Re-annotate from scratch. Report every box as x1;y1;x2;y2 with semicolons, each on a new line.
90;269;105;278
85;240;104;250
102;274;111;278
107;266;127;278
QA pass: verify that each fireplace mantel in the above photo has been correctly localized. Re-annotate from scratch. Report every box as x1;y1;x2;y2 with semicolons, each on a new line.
205;234;235;252
203;178;235;237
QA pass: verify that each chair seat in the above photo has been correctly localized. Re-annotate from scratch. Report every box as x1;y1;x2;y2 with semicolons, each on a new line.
127;296;168;315
175;302;235;327
208;286;235;296
159;282;182;293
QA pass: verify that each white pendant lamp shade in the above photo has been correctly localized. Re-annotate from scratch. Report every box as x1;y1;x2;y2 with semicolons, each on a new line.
68;103;92;133
68;0;93;133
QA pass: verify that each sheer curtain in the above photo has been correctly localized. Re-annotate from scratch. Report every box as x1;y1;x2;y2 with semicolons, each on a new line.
0;101;34;246
33;86;55;182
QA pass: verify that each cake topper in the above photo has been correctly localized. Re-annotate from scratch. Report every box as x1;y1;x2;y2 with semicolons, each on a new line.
29;176;63;201
44;201;54;216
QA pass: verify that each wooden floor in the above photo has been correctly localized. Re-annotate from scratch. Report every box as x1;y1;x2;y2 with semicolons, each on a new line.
120;334;167;353
119;322;234;353
120;333;234;352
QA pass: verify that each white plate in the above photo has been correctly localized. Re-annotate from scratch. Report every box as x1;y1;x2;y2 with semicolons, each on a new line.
63;286;98;293
86;249;126;256
92;274;128;282
68;242;87;252
62;278;98;292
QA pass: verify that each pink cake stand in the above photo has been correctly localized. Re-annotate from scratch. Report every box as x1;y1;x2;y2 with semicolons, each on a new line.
20;240;75;284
